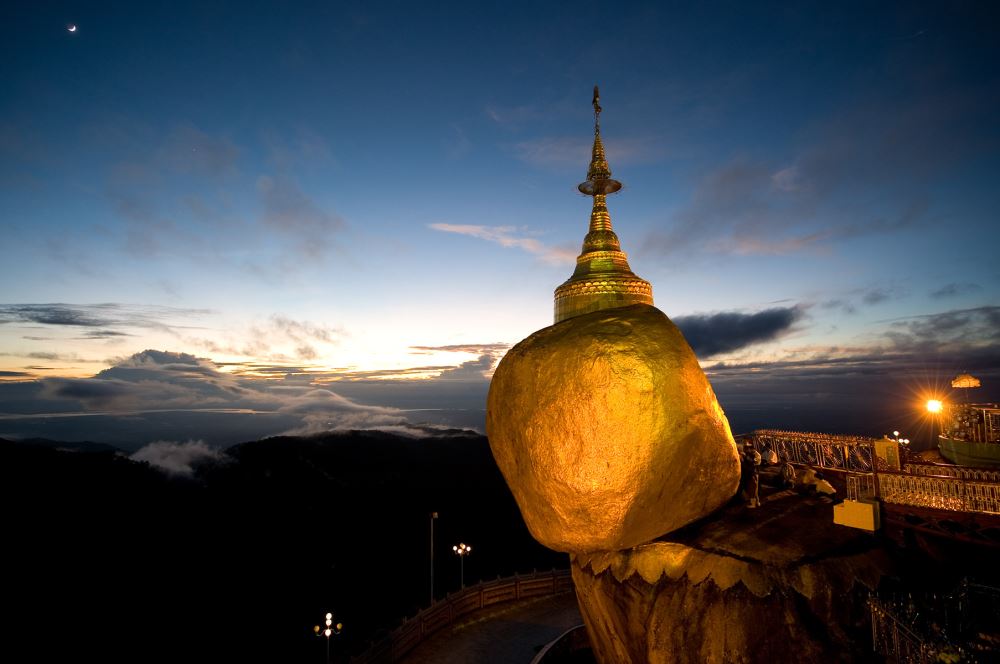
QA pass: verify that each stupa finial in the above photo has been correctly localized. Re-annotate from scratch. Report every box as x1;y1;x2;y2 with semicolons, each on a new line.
553;87;653;323
579;85;622;196
593;85;602;134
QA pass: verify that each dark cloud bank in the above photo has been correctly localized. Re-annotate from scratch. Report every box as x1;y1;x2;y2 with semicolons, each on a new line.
0;303;210;329
705;306;1000;439
674;306;804;357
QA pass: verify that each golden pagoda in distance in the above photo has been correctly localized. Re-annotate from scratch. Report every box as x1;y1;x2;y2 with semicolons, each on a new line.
553;86;653;323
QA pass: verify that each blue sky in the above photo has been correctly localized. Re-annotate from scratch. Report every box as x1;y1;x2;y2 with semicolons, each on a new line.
1;1;998;443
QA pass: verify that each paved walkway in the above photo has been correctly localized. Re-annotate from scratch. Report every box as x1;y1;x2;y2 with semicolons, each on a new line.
399;592;583;664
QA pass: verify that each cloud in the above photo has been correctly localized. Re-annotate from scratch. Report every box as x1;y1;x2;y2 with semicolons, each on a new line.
429;223;575;265
269;315;341;345
98;123;242;258
276;388;400;415
88;121;348;273
674;306;805;357
642;69;993;260
215;357;493;383
861;288;892;305
0;304;115;327
0;303;210;336
816;285;906;315
0;371;31;378
130;440;226;477
274;388;412;436
309;365;466;381
410;343;510;354
643;159;819;257
820;299;857;315
41;376;135;406
930;282;983;299
257;315;342;361
644;159;932;259
704;306;1000;382
82;329;134;339
435;354;497;380
24;349;439;439
407;343;511;380
185;315;343;362
883;306;1000;353
101;349;230;375
256;176;344;260
38;350;248;410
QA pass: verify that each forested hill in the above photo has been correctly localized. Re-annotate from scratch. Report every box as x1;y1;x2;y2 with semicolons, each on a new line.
3;430;563;663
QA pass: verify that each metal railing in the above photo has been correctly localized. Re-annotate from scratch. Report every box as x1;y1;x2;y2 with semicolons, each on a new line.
743;430;1000;516
905;463;1000;483
868;585;997;664
745;429;878;473
878;472;1000;514
350;568;573;664
847;473;876;501
869;597;933;663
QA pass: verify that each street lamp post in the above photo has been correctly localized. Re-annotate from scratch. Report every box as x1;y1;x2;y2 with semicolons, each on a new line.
313;612;342;664
890;431;911;458
452;542;472;589
430;512;438;604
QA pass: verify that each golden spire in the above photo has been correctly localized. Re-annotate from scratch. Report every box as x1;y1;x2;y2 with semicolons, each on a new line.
553;86;653;323
578;86;621;196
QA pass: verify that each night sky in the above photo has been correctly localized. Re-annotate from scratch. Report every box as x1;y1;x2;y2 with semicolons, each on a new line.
2;1;998;451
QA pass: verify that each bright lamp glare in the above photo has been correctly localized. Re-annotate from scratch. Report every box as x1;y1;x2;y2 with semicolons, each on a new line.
926;399;943;414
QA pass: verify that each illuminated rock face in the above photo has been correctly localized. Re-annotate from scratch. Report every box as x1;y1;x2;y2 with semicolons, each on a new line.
486;304;740;553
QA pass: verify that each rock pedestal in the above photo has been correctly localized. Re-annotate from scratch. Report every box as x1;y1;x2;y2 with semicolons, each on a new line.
570;491;893;663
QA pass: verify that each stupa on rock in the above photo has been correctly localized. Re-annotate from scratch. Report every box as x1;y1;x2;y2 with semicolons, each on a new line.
486;88;740;554
553;87;653;323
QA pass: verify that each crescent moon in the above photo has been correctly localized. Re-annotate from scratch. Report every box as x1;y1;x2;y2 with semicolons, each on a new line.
68;24;77;32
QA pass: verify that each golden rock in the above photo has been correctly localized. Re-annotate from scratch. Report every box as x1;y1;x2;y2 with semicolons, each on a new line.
486;304;741;553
